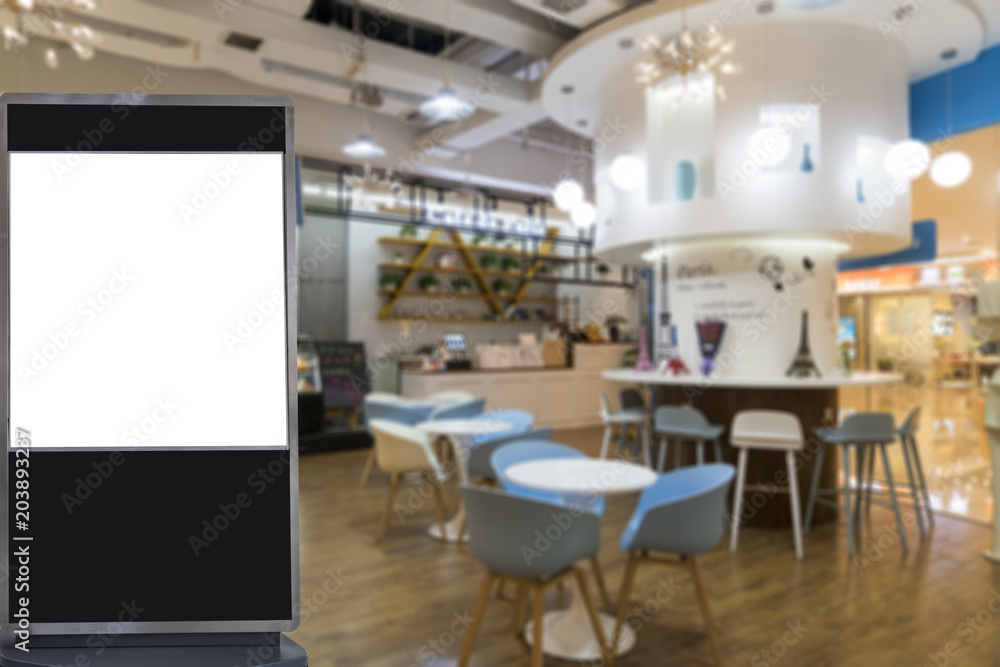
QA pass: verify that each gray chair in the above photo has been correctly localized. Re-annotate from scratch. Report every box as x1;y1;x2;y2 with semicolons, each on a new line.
457;485;611;667
613;464;735;667
804;412;908;555
429;398;487;421
654;406;725;470
599;393;652;466
359;398;435;487
466;427;553;483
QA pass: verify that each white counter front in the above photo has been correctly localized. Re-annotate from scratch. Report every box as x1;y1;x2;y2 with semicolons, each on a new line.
401;344;632;429
602;369;902;389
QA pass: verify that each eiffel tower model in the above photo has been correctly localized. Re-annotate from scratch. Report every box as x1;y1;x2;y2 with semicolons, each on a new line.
786;310;822;378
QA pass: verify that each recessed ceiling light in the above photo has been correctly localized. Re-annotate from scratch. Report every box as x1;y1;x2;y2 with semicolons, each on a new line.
757;1;775;14
893;6;915;22
619;37;634;49
561;85;575;95
941;48;958;60
782;0;841;7
576;118;588;128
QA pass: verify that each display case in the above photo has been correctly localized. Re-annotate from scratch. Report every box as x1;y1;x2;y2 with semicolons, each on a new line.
297;333;324;434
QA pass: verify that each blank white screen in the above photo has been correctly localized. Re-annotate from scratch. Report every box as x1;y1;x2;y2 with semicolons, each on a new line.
9;152;289;450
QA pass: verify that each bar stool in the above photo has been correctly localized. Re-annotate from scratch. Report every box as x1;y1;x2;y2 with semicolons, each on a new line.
598;393;652;467
619;387;654;460
859;406;934;536
654;406;725;471
803;412;908;556
728;410;805;560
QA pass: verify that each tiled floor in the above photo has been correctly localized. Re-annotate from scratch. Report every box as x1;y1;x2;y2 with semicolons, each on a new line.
840;383;993;523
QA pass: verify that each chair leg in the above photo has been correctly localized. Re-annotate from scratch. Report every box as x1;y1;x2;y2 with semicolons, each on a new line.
713;437;723;463
359;447;376;487
898;432;926;537
458;572;495;667
879;444;909;554
600;424;612;460
616;424;627;460
803;443;826;534
531;584;545;667
696;440;705;466
376;474;400;543
730;447;749;552
843;446;854;556
786;450;804;561
675;439;683;470
514;583;525;637
657;436;668;472
641;423;652;469
575;567;611;665
427;473;448;542
495;577;507;599
864;445;876;515
689;557;724;667
589;556;612;612
612;552;640;660
909;434;935;527
853;447;866;530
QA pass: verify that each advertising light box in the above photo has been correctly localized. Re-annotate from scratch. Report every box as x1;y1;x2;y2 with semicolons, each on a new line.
0;95;299;641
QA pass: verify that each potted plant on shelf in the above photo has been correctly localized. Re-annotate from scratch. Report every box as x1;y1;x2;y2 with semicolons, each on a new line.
876;356;894;372
595;263;611;279
501;256;521;273
480;254;500;271
492;278;513;297
392;251;406;265
399;223;419;239
472;231;488;246
379;273;403;291
452;277;473;294
493;231;507;247
419;274;440;293
605;314;627;342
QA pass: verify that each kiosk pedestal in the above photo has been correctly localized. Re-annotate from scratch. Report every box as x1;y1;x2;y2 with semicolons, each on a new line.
0;635;307;666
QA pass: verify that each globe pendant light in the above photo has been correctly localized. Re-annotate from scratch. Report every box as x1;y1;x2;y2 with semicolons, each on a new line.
930;70;972;188
419;0;475;122
884;140;931;181
570;201;596;227
746;5;790;168
610;154;646;191
553;179;584;211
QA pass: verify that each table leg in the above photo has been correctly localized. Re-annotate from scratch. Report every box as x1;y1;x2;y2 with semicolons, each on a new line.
523;575;637;661
428;434;472;544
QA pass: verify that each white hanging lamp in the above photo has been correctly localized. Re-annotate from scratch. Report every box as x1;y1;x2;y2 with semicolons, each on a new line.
931;70;972;188
419;0;475;122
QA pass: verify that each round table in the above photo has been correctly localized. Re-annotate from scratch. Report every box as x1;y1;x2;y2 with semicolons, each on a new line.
504;457;657;662
415;418;513;544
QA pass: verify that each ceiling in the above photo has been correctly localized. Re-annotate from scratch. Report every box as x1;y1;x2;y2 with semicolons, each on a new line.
31;0;1000;191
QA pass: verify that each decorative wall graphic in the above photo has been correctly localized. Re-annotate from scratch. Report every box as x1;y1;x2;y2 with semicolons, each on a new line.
696;319;727;376
786;310;822;378
675;160;697;201
802;256;815;274
758;255;786;291
800;143;814;172
730;246;755;264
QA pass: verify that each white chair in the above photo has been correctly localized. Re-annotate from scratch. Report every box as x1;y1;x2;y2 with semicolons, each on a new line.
599;392;652;466
729;410;805;560
428;390;475;403
370;420;448;543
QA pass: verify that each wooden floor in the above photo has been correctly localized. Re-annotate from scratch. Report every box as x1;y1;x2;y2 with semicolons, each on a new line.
288;426;1000;667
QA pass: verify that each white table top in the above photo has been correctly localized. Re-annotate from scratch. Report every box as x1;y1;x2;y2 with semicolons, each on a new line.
505;458;657;496
602;369;903;389
416;419;513;437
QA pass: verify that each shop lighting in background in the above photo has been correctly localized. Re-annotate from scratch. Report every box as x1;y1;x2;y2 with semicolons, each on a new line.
570;201;596;226
341;132;386;159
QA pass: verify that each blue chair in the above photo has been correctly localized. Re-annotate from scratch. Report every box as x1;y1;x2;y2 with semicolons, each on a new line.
491;441;605;515
467;426;551;482
613;464;735;667
360;398;436;487
491;441;611;612
429;398;487;421
470;409;535;445
457;485;611;667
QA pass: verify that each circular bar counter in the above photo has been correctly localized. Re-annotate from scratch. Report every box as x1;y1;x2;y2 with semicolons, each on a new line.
603;370;901;528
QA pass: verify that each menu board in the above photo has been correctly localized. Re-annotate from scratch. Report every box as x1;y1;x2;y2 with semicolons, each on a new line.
317;341;370;407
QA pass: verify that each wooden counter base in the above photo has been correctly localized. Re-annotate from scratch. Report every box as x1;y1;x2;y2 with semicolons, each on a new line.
655;385;839;528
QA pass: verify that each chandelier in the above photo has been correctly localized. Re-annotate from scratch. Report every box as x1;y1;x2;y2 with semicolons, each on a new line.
344;164;405;210
1;0;100;69
635;25;739;101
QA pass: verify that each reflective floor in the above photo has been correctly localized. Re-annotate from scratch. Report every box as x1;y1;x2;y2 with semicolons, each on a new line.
840;382;993;523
